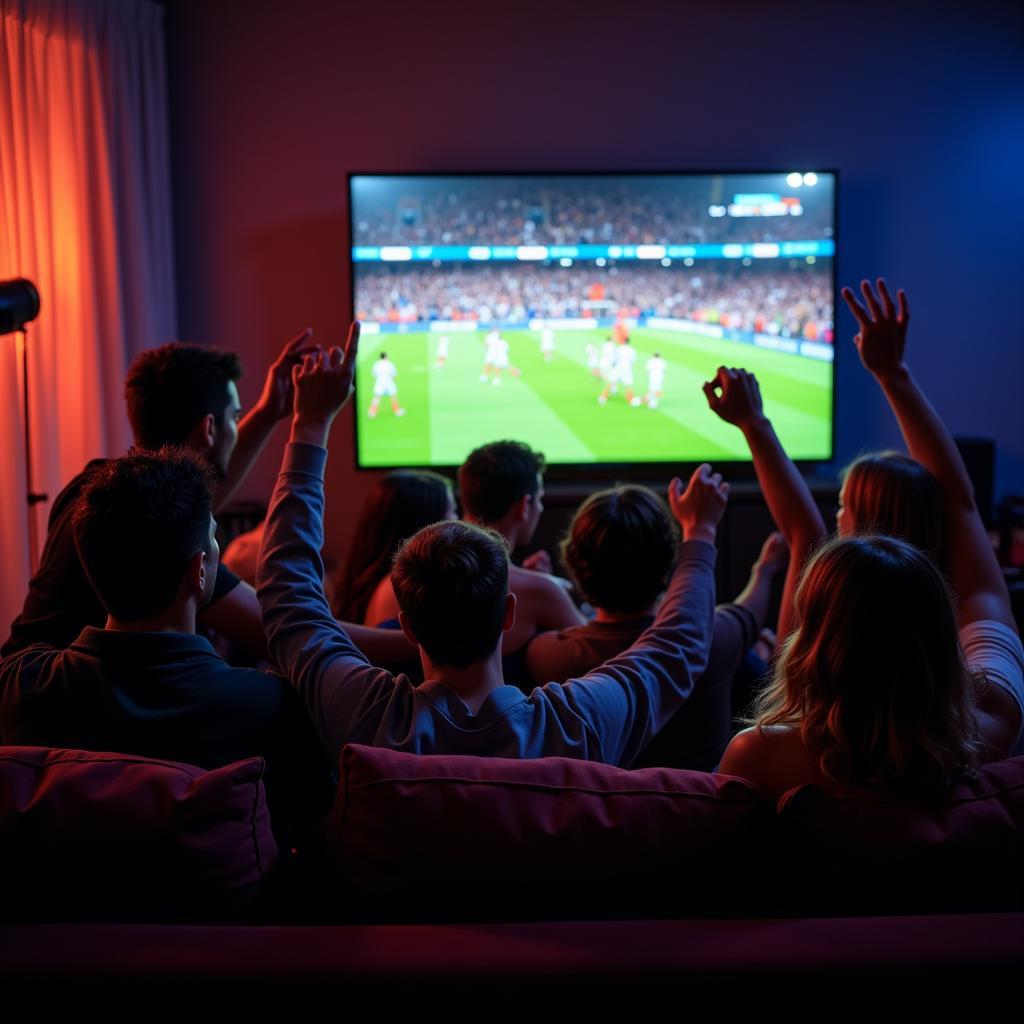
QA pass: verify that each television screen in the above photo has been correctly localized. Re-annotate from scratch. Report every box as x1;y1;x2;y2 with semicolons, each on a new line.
349;172;835;469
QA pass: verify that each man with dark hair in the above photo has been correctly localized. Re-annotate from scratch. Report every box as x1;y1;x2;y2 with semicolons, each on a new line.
73;448;221;623
456;440;584;668
0;448;331;834
526;484;788;771
457;440;546;526
124;344;243;470
257;327;730;769
391;520;512;669
3;331;313;658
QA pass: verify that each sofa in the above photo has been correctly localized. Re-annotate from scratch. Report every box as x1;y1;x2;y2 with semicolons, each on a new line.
1;744;1022;1015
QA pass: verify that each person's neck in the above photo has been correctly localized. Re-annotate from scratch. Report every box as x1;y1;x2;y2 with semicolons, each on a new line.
593;603;656;624
422;648;506;714
473;514;519;551
105;605;196;635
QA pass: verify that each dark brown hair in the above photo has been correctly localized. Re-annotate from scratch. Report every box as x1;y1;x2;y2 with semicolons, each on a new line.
333;470;454;623
125;343;242;449
457;440;545;524
72;447;215;621
561;485;678;613
391;521;509;668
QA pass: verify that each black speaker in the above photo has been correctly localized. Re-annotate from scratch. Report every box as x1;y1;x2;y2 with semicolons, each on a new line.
955;437;995;528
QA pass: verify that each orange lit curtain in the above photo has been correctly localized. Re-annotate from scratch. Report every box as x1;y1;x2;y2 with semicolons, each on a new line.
0;0;176;633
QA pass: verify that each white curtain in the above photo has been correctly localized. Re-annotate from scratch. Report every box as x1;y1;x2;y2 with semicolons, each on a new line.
0;0;176;633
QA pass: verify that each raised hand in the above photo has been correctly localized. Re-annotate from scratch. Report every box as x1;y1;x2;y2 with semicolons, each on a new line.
841;278;909;381
703;366;765;427
754;530;789;576
292;322;360;434
257;327;321;421
668;463;730;543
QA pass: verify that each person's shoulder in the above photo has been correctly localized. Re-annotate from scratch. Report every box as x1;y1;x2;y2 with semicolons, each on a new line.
509;563;563;596
46;458;111;522
365;575;399;626
0;642;61;678
200;664;296;713
719;724;802;787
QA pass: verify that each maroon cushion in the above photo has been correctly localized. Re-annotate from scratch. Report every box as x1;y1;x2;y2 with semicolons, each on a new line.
0;747;279;921
328;744;769;922
774;756;1024;915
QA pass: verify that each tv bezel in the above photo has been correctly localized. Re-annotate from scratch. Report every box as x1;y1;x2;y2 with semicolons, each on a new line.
346;169;838;481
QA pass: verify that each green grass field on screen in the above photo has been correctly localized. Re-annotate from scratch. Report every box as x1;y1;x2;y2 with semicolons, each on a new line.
355;327;832;467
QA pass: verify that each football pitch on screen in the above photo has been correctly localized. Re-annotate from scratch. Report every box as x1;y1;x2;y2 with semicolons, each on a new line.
355;328;832;467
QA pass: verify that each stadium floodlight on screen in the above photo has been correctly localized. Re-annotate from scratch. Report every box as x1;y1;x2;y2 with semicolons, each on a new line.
348;172;836;471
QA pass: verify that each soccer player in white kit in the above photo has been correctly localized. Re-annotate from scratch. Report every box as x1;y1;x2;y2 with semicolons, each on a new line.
480;328;519;385
644;351;667;408
435;334;450;368
598;338;640;406
367;351;406;418
540;326;555;362
586;343;601;377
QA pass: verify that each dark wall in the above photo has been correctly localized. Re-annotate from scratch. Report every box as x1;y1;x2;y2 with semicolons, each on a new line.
167;0;1024;563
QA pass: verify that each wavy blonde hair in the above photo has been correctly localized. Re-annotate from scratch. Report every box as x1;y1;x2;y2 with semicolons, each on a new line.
753;535;983;791
842;451;948;569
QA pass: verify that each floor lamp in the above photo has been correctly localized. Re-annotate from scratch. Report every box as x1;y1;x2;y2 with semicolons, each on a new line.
0;279;44;570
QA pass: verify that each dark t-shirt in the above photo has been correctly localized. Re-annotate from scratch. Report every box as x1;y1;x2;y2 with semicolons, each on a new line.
526;603;758;772
3;459;241;657
0;627;333;836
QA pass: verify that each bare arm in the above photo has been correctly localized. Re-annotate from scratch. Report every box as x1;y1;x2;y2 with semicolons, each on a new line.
196;579;269;661
216;328;317;512
534;573;586;631
732;531;788;633
363;576;401;627
842;280;1015;633
341;619;418;665
704;368;827;638
844;280;1020;757
503;567;585;653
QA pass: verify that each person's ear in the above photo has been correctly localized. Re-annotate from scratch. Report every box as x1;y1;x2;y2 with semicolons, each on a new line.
199;412;217;449
187;412;218;453
502;592;517;632
398;610;419;648
185;548;208;599
516;493;531;522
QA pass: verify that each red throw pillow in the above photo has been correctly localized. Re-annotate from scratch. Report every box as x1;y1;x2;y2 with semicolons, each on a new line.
774;756;1024;915
329;744;769;923
0;747;278;921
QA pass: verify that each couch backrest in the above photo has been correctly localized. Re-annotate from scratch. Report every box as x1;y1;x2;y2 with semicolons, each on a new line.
328;744;769;922
774;755;1024;915
0;747;278;921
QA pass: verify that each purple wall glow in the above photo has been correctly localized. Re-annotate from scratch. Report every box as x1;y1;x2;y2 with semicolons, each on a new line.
167;0;1024;561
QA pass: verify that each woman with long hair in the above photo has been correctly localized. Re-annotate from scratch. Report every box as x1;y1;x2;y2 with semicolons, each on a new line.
709;279;1022;796
332;470;457;625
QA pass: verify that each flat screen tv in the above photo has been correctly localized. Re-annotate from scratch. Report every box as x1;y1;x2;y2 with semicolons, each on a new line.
348;172;835;470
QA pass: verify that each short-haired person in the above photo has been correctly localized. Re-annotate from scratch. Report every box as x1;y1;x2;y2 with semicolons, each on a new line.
456;440;585;673
0;449;331;838
716;280;1023;797
257;327;729;768
3;330;314;658
526;484;787;771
